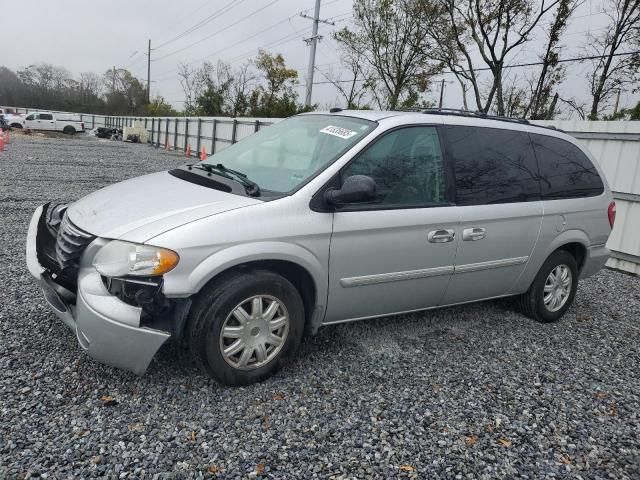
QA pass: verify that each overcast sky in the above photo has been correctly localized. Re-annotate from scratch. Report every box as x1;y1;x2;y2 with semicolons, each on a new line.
4;0;638;116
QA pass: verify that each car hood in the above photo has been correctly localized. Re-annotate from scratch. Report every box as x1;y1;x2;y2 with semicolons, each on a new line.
66;171;262;243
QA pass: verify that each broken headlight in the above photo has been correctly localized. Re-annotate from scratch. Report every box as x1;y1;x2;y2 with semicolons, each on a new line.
93;240;179;277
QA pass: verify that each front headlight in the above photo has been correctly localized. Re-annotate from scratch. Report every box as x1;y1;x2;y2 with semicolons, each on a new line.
93;240;179;277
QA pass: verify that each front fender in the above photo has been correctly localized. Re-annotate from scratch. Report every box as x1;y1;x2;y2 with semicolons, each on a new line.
162;241;327;307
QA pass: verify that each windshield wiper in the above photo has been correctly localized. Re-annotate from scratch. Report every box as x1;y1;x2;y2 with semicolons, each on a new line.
194;163;260;196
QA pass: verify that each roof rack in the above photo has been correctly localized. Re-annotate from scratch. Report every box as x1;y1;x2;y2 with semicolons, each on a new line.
391;108;569;132
420;108;530;125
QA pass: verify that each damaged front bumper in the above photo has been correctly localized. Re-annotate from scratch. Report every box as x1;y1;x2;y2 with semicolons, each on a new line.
26;204;185;375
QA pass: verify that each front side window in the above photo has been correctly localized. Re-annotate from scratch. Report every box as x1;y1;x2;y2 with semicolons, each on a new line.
26;114;34;120
202;115;376;193
341;126;446;206
444;125;540;205
530;134;604;199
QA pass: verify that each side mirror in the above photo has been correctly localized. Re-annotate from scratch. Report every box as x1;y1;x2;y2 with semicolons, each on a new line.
325;175;377;205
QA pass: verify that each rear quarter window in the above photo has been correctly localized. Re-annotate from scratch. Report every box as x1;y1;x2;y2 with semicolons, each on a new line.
444;125;540;205
530;134;604;199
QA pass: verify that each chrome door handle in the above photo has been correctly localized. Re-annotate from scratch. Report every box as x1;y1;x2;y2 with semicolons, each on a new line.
462;227;487;241
428;229;455;243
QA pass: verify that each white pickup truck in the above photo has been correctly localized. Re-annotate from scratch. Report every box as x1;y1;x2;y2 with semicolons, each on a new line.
22;112;85;134
0;107;26;128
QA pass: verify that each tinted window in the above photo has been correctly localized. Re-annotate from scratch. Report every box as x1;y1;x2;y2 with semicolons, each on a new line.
341;126;446;206
444;125;540;205
25;114;34;120
39;113;53;120
530;134;604;199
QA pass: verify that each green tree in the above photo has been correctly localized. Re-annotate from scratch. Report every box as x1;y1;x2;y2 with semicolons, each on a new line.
335;0;443;109
248;51;300;117
145;96;177;116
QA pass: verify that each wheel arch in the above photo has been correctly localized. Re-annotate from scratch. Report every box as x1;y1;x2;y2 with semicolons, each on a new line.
165;242;328;334
511;229;590;294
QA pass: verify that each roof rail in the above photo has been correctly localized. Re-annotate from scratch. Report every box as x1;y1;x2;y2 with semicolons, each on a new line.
391;108;569;132
419;108;530;125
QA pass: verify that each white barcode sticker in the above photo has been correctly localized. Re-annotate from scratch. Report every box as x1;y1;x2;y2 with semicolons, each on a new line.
320;125;357;139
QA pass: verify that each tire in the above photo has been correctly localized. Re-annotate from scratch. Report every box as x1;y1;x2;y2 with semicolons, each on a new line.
187;269;304;386
10;123;22;129
516;250;578;323
63;126;76;135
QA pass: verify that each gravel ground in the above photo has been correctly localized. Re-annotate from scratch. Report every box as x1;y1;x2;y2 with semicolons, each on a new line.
1;133;639;479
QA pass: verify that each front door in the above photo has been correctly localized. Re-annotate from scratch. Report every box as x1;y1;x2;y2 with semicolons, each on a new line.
324;126;459;323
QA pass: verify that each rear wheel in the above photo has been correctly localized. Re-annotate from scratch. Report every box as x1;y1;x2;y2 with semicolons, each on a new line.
187;270;304;386
516;250;578;323
63;126;76;135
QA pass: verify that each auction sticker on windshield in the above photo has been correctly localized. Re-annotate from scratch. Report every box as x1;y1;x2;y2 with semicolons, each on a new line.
320;125;358;139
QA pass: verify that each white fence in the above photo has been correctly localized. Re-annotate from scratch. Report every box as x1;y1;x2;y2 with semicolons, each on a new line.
5;106;639;274
6;106;277;156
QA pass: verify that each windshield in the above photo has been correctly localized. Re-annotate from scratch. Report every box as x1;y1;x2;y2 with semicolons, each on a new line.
202;115;377;193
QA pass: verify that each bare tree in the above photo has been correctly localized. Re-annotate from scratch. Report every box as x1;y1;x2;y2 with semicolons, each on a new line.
177;63;209;115
584;0;640;118
219;61;256;116
334;0;443;109
426;0;560;115
523;0;580;119
316;51;371;109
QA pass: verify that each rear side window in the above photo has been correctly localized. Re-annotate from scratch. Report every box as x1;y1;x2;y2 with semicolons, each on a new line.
39;113;53;120
444;125;540;205
530;134;604;199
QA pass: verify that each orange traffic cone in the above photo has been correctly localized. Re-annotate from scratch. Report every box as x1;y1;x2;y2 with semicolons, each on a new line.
4;129;9;144
199;145;207;161
0;134;4;152
185;143;191;157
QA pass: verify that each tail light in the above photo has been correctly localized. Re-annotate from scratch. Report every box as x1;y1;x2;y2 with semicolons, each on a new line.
81;122;85;130
608;201;616;228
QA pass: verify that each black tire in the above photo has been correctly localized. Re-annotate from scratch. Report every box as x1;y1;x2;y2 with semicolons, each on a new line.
516;249;579;323
63;126;76;135
187;269;304;386
10;123;22;129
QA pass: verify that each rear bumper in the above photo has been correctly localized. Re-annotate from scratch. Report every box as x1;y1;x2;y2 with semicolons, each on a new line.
26;205;170;375
580;244;610;279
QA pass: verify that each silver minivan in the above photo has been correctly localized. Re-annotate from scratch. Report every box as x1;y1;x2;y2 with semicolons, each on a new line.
26;109;615;385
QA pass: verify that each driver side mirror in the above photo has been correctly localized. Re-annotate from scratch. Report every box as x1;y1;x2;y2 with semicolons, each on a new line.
324;175;377;206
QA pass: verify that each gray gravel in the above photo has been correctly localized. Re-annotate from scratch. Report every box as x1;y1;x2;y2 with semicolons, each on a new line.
1;132;639;479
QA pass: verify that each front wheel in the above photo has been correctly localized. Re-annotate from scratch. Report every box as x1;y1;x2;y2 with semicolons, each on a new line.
516;250;578;323
187;270;304;386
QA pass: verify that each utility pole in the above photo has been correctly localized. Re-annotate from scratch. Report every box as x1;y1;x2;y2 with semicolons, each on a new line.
301;0;334;107
146;39;151;103
613;89;621;115
438;79;445;108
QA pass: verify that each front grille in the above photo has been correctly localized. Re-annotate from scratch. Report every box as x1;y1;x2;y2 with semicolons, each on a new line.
55;214;95;271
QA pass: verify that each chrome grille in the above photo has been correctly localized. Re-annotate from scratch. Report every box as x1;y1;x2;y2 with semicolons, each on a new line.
55;214;95;270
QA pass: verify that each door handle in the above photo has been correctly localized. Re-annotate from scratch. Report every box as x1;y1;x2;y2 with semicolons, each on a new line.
462;227;487;241
428;229;455;243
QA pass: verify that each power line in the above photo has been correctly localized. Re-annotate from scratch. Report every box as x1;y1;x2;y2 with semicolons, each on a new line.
153;0;283;62
153;0;245;51
312;50;640;85
227;27;312;64
175;13;303;69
